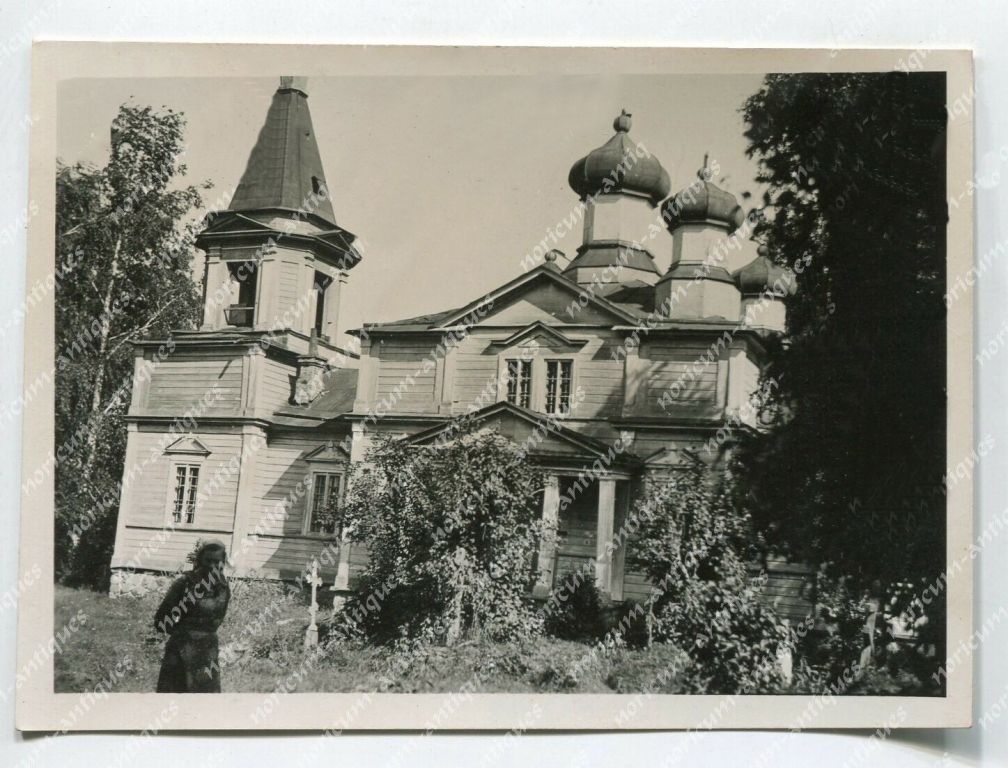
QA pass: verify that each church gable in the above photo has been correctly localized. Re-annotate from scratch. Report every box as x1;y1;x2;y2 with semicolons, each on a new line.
475;281;619;327
434;269;636;333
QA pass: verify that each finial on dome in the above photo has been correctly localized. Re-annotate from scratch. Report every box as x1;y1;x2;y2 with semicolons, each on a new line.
613;109;632;133
697;152;712;181
757;243;770;258
278;76;308;95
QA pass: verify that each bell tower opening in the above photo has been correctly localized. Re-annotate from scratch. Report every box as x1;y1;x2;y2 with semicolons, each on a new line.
224;260;258;328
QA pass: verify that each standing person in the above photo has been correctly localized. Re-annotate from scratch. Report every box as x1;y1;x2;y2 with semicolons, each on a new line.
154;539;231;693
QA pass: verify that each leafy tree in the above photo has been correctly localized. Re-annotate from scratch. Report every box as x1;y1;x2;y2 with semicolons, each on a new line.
735;73;947;653
340;428;545;646
56;104;206;587
632;459;787;694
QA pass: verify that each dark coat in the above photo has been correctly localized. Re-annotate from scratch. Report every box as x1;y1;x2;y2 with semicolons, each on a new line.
154;570;230;693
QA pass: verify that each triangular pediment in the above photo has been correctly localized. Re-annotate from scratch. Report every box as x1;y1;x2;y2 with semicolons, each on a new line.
164;436;212;456
304;443;351;463
488;321;587;352
434;266;639;330
406;402;639;468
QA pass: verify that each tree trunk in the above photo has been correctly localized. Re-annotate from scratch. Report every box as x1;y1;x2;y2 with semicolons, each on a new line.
80;235;121;488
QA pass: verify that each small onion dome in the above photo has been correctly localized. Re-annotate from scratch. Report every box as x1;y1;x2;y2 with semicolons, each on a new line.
661;162;745;233
733;248;797;297
568;110;671;205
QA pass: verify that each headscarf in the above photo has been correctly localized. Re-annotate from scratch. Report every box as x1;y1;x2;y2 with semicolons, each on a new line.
194;538;227;565
192;539;228;592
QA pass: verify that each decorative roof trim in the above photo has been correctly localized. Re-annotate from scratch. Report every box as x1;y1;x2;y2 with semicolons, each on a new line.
489;321;588;350
303;443;351;462
403;400;642;466
433;264;640;329
163;436;212;456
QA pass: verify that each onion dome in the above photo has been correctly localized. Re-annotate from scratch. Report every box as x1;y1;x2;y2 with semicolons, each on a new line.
661;159;745;233
568;110;671;205
733;246;797;296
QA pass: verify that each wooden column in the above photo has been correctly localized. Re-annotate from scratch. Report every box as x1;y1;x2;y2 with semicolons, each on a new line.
532;474;560;598
621;341;648;417
229;425;264;573
610;480;629;601
323;269;346;342
595;478;616;598
202;256;231;329
333;532;352;591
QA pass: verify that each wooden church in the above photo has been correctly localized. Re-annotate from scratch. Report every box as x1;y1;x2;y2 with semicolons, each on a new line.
109;77;811;621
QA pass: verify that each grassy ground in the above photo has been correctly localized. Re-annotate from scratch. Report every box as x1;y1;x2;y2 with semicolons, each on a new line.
54;584;690;694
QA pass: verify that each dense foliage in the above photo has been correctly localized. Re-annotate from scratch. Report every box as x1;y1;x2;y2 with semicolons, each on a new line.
55;104;205;587
341;428;546;645
632;460;787;693
544;578;608;642
736;73;948;657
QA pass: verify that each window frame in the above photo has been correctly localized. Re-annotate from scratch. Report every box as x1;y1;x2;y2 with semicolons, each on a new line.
496;351;577;415
166;461;202;527
304;470;345;537
543;358;575;415
504;357;533;409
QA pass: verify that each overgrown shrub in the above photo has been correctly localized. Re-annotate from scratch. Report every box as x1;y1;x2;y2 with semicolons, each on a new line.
341;428;546;646
632;458;787;693
544;577;607;642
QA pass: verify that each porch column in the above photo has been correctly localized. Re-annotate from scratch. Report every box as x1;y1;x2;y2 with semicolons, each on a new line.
532;474;560;598
595;478;616;598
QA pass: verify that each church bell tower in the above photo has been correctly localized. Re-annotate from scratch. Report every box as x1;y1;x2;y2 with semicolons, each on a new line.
195;76;361;357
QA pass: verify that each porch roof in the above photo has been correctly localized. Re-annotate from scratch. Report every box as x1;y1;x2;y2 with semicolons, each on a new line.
404;401;643;473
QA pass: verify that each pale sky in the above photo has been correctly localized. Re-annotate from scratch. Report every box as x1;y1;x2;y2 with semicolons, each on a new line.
57;74;767;343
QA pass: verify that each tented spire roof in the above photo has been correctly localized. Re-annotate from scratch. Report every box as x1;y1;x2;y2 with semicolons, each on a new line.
228;76;337;226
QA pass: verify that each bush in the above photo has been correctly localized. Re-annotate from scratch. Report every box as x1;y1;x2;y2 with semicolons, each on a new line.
544;577;607;642
341;428;546;646
632;458;787;693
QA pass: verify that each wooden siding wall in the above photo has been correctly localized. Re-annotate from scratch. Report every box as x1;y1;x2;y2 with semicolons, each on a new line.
238;432;366;582
640;341;721;412
143;352;245;414
257;356;294;413
276;258;303;319
373;338;438;413
113;427;243;571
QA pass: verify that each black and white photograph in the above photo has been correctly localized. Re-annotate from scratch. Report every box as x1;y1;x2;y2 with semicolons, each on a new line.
11;35;982;755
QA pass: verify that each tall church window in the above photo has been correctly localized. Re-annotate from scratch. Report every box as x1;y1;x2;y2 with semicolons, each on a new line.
544;360;573;414
505;359;532;408
313;271;332;338
170;464;200;525
307;471;343;535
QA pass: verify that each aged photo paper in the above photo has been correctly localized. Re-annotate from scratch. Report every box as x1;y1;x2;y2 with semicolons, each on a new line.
17;43;973;731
